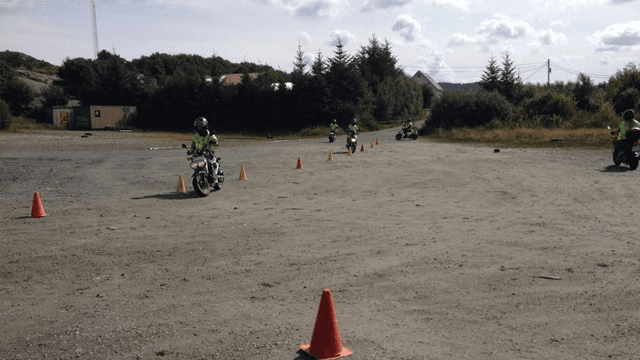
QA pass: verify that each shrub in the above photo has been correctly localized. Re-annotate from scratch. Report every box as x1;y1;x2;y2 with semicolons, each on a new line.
519;91;576;124
613;87;640;114
421;90;513;134
0;98;11;130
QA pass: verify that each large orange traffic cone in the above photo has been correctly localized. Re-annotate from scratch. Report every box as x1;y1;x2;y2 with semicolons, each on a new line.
239;165;248;180
328;151;334;161
300;289;353;359
360;144;364;152
176;174;186;193
297;157;304;169
31;192;47;218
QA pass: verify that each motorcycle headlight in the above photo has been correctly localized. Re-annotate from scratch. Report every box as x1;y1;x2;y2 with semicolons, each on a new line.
190;161;205;169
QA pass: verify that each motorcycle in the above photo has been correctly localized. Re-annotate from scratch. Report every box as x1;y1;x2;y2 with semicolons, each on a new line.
346;131;358;154
608;126;640;170
396;126;418;140
329;130;336;143
181;144;224;196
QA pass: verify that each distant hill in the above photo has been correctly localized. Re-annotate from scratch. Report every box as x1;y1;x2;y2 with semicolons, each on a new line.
438;82;480;91
0;50;58;75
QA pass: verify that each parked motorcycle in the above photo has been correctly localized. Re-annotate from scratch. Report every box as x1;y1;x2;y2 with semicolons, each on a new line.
181;144;224;196
329;130;336;143
346;131;358;153
608;126;640;170
396;126;418;140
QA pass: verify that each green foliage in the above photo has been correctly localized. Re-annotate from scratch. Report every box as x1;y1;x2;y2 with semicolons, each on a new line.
499;54;521;103
479;56;500;93
0;98;10;130
518;90;577;125
421;84;434;109
1;77;36;116
613;87;639;114
422;90;514;134
0;51;58;74
573;73;596;111
40;84;69;108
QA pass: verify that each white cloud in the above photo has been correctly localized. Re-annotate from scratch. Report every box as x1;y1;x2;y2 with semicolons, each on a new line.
449;14;568;52
299;32;313;46
427;0;469;11
550;19;571;27
588;20;640;51
329;30;356;47
255;0;347;19
362;0;413;12
414;54;457;82
0;0;31;14
392;14;422;42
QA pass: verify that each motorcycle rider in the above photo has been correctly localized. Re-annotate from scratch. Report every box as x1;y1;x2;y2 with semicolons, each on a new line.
612;109;640;141
402;119;414;138
330;119;340;133
348;118;358;135
191;117;219;180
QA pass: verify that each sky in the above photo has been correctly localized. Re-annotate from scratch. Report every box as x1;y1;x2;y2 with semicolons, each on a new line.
1;0;640;85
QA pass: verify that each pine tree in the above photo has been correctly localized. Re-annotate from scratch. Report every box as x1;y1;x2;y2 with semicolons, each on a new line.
479;56;500;93
311;50;326;76
499;54;520;102
292;44;308;77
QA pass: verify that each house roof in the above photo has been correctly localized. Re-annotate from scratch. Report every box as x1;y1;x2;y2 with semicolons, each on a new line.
218;73;259;85
411;71;444;92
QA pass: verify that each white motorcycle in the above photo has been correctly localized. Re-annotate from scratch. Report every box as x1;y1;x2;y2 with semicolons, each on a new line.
181;144;224;196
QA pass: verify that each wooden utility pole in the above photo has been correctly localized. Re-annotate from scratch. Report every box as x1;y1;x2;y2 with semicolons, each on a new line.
547;59;551;88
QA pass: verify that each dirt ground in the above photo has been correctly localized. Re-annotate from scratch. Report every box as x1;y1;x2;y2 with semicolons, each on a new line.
1;127;640;360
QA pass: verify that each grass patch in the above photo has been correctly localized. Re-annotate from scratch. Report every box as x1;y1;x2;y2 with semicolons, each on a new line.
1;115;57;132
425;127;612;150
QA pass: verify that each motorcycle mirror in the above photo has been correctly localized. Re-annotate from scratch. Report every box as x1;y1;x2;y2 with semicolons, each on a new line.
182;144;187;148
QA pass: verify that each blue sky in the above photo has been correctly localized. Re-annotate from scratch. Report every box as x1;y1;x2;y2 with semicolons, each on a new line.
1;0;639;84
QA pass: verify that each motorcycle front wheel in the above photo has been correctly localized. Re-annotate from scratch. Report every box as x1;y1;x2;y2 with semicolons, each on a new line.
193;174;210;197
613;149;622;166
629;158;639;170
395;133;402;141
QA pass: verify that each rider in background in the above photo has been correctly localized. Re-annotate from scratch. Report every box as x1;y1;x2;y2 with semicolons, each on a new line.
191;117;219;179
330;119;339;133
403;119;414;137
613;109;640;141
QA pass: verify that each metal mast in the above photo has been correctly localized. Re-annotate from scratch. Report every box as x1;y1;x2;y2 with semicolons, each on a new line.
91;0;99;59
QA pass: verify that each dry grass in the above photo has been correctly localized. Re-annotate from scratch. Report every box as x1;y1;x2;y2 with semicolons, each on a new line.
425;127;612;150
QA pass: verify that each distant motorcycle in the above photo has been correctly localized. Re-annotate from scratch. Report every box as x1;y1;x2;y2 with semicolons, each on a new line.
181;144;224;196
329;130;336;143
396;126;418;140
608;126;640;170
346;131;358;154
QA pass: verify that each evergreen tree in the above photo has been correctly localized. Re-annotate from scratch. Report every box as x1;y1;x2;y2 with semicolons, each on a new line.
499;54;520;102
325;36;369;121
292;44;308;79
479;56;500;93
573;72;595;111
311;50;326;76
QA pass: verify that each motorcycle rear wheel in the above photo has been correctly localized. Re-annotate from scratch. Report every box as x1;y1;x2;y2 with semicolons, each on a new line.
629;158;639;170
193;174;210;197
613;149;622;166
411;134;418;140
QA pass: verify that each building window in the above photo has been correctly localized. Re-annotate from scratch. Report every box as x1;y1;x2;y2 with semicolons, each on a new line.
94;110;101;118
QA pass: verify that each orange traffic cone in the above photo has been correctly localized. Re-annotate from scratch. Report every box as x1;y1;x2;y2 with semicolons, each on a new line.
376;139;379;145
328;151;334;161
176;174;186;193
297;157;304;169
31;192;47;218
239;165;248;180
360;144;364;152
300;289;353;359
370;141;375;148
347;147;352;156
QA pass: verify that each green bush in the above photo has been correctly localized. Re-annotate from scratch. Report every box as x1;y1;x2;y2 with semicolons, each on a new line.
519;91;576;124
613;87;640;114
0;98;11;130
421;90;513;134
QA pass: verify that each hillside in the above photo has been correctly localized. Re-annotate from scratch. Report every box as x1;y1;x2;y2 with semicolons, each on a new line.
0;50;58;75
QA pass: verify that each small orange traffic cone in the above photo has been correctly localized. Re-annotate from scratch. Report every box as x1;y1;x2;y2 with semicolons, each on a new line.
347;147;352;156
370;141;375;148
376;139;380;145
239;165;248;180
300;289;353;359
31;192;47;218
297;157;304;169
328;151;334;161
360;144;364;152
176;174;186;193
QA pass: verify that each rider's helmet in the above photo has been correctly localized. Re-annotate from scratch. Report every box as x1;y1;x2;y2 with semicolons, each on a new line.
624;109;635;121
351;118;357;125
333;119;337;124
194;117;208;136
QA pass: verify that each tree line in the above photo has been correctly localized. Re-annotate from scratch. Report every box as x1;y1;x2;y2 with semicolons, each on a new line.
18;35;426;133
422;54;640;134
